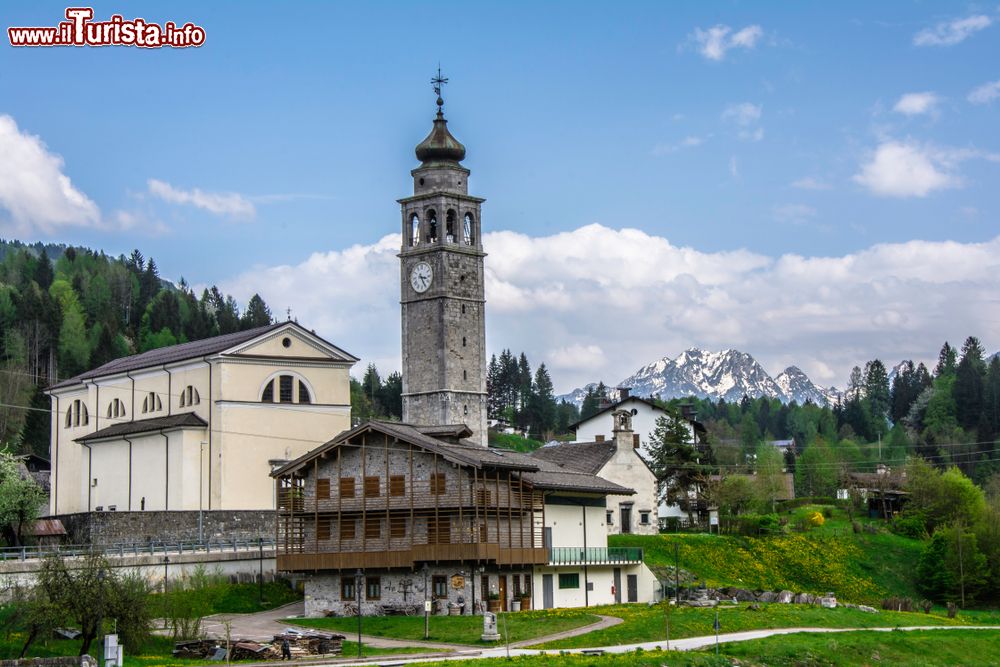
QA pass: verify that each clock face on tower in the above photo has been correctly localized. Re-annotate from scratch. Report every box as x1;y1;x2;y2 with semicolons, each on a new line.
410;261;433;293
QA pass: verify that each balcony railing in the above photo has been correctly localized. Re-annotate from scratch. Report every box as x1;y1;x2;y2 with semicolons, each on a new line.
548;546;643;565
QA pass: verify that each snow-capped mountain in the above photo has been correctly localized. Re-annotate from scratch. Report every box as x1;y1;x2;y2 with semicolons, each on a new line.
557;348;840;407
774;366;841;406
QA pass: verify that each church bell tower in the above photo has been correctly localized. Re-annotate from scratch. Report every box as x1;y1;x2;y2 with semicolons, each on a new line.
399;73;488;447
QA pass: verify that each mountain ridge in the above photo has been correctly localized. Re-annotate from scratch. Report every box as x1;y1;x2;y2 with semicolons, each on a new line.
557;347;841;408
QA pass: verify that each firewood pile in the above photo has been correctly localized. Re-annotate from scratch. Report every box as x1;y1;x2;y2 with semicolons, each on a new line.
172;630;344;661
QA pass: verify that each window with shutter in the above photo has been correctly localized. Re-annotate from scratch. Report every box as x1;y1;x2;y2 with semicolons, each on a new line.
340;518;356;540
317;518;331;540
430;473;446;495
316;478;330;500
389;475;405;496
339;478;355;498
365;518;381;539
390;516;406;538
364;476;380;498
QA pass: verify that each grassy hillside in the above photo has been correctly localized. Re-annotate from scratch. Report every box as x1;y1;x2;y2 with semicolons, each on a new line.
488;431;546;452
613;507;925;604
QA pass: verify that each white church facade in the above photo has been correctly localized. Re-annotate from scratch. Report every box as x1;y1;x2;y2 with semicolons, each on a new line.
47;321;357;515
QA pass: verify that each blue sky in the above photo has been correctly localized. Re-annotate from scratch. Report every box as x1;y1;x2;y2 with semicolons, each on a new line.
2;2;998;391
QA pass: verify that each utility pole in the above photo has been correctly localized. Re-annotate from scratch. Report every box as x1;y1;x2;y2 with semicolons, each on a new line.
674;542;680;602
957;519;966;608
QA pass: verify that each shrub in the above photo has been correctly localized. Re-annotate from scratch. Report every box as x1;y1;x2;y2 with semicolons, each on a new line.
891;514;928;540
881;596;913;612
807;511;825;527
734;513;783;536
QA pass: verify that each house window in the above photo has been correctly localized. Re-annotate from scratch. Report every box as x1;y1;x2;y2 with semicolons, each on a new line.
595;435;605;442
316;478;330;500
365;518;381;539
364;476;380;498
428;517;451;544
340;518;356;540
389;475;405;497
261;381;274;402
513;577;522;597
390;516;406;538
523;576;531;596
317;518;331;540
298;381;311;404
179;385;200;408
366;577;381;600
339;477;356;498
341;577;356;601
558;573;580;589
430;473;446;495
432;575;448;599
640;512;651;525
606;511;613;525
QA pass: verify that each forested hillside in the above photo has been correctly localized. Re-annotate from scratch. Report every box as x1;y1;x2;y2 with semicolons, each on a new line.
0;239;275;457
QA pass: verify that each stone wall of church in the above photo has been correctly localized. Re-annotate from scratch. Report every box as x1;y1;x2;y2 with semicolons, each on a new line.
57;510;273;545
303;567;531;617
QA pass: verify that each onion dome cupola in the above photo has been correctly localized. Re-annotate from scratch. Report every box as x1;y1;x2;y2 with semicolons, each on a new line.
414;70;466;166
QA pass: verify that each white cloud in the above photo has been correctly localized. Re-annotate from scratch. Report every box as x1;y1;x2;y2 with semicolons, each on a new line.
968;79;1000;104
729;156;740;178
147;179;255;217
914;14;992;46
0;114;100;236
218;225;1000;392
722;103;764;141
651;135;705;156
791;177;832;190
893;92;940;115
853;140;960;197
689;24;763;61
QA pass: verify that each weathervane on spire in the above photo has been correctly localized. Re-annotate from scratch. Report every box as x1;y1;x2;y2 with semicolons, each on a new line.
431;65;448;114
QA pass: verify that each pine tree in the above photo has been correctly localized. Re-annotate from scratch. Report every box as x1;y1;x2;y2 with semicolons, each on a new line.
33;250;53;290
936;342;957;378
954;336;986;431
864;359;890;436
981;356;1000;443
647;413;705;526
241;294;273;329
528;363;556;438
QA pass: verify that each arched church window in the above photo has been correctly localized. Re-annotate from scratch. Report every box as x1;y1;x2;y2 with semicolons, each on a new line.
79;402;89;426
463;213;474;245
106;398;126;419
142;392;162;414
446;210;456;243
410;214;420;246
261;373;314;404
180;385;200;408
427;210;438;243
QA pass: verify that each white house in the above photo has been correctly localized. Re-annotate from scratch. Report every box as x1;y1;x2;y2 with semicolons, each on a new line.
47;321;357;515
534;409;658;536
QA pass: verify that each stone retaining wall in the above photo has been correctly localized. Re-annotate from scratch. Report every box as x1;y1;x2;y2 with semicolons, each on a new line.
0;656;97;667
55;510;273;545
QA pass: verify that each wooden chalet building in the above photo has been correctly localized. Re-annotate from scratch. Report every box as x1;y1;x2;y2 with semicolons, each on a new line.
272;421;657;615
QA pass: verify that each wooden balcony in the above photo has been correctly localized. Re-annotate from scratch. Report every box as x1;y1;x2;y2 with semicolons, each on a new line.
278;544;549;572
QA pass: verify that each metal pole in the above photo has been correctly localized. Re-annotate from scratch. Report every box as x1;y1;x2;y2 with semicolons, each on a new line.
674;542;680;602
199;441;205;543
163;556;169;593
423;564;430;639
714;610;720;656
356;569;363;658
258;537;264;605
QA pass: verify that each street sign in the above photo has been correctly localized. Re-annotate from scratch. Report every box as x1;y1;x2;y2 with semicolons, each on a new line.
424;600;432;612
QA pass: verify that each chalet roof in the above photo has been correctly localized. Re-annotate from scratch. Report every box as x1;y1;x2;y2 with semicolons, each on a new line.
272;420;634;496
76;412;207;443
49;321;358;390
530;440;616;475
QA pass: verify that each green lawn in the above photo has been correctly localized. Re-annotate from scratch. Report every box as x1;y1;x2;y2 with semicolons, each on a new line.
489;432;546;452
289;608;601;645
612;513;925;604
399;629;1000;667
148;579;302;618
532;602;992;649
720;628;1000;666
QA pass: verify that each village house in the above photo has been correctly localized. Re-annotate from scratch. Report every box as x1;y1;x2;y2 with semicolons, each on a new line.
46;321;357;515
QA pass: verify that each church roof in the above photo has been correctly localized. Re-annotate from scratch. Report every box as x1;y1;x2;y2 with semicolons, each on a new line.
272;420;634;496
414;112;466;166
49;321;358;390
531;440;616;476
76;412;207;443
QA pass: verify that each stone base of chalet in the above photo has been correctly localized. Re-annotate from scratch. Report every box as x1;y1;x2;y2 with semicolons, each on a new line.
303;566;532;617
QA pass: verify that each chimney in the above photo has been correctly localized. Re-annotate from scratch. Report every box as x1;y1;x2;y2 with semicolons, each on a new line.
619;387;631;402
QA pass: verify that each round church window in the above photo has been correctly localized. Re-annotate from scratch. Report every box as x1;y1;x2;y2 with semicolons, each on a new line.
282;337;292;348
